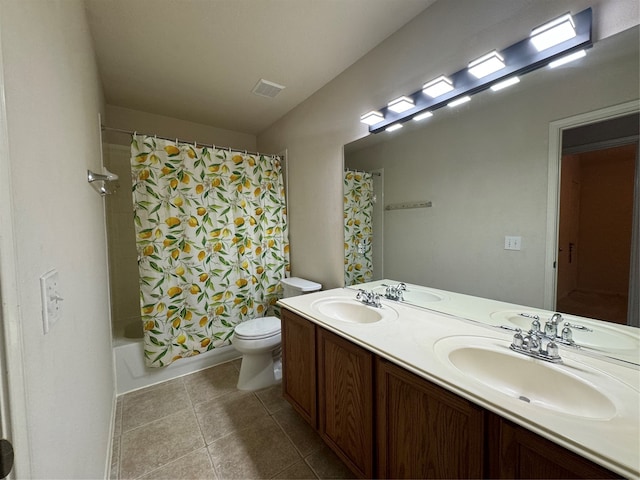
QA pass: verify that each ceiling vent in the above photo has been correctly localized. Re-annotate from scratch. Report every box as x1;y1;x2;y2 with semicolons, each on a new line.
252;79;285;98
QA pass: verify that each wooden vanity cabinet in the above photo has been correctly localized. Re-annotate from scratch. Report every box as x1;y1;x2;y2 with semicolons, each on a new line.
376;358;485;479
280;308;621;480
281;308;317;428
317;328;374;478
487;414;619;479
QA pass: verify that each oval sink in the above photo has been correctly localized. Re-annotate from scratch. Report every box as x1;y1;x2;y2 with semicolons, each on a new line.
311;297;397;324
490;310;640;353
435;336;618;420
404;289;443;303
372;285;445;303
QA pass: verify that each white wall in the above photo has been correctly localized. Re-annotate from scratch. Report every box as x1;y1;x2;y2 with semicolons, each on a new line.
105;104;257;151
0;1;114;477
257;0;640;295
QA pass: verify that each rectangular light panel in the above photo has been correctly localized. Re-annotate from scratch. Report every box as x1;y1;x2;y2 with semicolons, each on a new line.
468;51;505;79
549;49;586;68
530;13;576;52
490;76;520;91
448;96;471;108
360;110;384;126
413;111;433;121
388;96;415;113
423;76;454;98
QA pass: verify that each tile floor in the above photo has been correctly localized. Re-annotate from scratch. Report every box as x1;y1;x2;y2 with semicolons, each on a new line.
111;359;355;479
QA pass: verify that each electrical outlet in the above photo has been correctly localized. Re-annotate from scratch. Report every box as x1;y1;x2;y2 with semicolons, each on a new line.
504;236;522;251
40;270;63;334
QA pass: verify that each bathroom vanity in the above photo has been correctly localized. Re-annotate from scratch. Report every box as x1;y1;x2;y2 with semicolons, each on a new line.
278;284;639;479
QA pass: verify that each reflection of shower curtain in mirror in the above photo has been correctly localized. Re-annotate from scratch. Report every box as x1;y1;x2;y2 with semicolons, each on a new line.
344;169;374;285
130;135;290;367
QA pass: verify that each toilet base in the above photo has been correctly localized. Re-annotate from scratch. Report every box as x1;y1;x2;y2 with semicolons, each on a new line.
237;351;282;391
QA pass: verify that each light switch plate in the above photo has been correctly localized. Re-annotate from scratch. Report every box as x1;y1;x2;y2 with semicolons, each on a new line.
40;269;62;334
504;236;522;251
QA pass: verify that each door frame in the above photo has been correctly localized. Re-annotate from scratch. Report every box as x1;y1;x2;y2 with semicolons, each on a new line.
544;99;640;311
0;10;32;476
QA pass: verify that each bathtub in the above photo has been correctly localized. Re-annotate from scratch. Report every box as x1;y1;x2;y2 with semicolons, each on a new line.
113;320;241;395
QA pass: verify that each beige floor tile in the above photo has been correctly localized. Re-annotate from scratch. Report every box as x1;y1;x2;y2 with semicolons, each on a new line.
255;384;288;415
272;459;318;479
273;405;324;457
304;444;356;480
139;448;217;479
121;378;190;432
184;362;240;405
194;390;270;444
208;416;301;479
120;409;205;479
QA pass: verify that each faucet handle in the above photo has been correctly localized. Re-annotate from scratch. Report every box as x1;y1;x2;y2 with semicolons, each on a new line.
546;341;560;359
564;322;593;332
561;324;574;343
529;318;541;334
511;328;524;348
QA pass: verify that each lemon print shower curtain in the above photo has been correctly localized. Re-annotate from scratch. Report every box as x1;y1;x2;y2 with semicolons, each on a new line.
131;135;290;367
344;170;374;285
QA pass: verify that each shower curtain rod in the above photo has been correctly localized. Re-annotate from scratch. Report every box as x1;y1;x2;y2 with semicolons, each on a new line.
345;167;381;176
101;125;279;159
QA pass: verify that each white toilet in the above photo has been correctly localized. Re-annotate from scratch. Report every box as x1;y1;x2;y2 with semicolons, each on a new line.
233;277;321;391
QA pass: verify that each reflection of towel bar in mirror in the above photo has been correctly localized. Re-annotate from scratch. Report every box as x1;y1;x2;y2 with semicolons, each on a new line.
385;201;432;211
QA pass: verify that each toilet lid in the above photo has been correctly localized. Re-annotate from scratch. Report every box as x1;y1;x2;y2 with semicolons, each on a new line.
234;316;281;339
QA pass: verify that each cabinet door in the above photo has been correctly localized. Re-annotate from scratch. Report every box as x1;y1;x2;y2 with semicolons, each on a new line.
489;414;618;479
318;328;374;478
377;358;485;479
281;309;317;428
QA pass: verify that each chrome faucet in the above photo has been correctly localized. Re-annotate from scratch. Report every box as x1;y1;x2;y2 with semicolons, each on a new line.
510;328;562;363
356;289;382;308
544;312;563;338
384;282;406;301
507;312;594;362
543;313;593;347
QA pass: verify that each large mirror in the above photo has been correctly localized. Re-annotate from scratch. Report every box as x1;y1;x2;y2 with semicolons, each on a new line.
344;26;639;332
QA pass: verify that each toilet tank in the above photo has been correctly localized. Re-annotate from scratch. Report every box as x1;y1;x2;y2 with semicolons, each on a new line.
280;277;321;298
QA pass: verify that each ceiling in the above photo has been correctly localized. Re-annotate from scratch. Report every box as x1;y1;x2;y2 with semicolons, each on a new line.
85;0;435;135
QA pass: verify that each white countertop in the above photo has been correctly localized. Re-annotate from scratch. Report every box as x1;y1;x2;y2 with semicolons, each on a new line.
278;286;640;479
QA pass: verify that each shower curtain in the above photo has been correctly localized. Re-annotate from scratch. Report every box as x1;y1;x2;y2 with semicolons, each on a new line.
344;169;374;285
130;135;290;367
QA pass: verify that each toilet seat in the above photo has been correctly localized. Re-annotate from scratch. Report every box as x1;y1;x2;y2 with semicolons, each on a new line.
234;316;280;340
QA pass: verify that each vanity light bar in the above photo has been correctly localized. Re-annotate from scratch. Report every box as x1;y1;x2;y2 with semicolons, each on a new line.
530;13;576;52
361;7;592;134
549;49;586;68
388;96;415;113
468;51;505;79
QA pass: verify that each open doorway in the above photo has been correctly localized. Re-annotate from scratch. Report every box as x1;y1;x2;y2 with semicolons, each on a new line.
556;113;639;325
